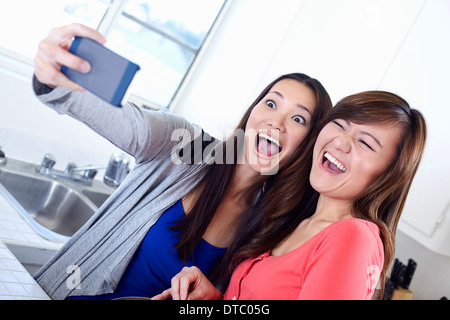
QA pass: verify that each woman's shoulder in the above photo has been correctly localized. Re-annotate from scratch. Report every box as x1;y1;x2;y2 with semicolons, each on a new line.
309;218;384;269
323;218;383;249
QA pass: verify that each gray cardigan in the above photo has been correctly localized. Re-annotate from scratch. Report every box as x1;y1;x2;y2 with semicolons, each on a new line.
32;77;217;299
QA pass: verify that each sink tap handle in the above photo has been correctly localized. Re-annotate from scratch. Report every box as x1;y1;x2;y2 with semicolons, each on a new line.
0;146;6;165
41;154;56;170
83;169;98;180
65;162;77;174
104;152;130;188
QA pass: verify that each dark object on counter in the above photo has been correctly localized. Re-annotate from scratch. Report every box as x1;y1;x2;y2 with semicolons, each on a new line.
402;259;417;289
382;279;394;300
391;258;406;289
383;258;418;300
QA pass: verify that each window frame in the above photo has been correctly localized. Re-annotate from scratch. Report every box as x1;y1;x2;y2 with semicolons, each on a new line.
107;0;231;111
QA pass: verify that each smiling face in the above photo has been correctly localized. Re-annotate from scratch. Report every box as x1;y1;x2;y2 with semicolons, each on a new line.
310;119;403;201
244;78;317;175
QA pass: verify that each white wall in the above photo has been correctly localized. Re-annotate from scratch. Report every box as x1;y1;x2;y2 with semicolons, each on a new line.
0;67;119;171
172;0;306;138
173;0;428;132
0;0;449;299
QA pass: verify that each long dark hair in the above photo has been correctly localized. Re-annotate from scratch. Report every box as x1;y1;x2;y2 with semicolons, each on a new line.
220;90;427;297
172;73;332;267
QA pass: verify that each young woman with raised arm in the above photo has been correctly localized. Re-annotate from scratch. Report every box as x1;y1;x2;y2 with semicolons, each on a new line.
32;23;332;299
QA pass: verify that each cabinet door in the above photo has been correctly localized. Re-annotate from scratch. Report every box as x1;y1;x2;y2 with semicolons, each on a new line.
380;0;450;244
255;0;425;102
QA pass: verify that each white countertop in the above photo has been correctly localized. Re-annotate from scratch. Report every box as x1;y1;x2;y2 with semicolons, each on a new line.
0;192;62;300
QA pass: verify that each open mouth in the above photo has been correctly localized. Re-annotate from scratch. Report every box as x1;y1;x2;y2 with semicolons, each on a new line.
322;152;346;173
256;132;282;157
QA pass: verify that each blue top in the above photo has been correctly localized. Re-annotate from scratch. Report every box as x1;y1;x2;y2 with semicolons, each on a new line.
67;199;227;299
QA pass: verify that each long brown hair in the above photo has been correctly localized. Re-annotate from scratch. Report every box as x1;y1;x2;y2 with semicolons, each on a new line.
329;91;427;297
221;90;427;297
173;73;332;266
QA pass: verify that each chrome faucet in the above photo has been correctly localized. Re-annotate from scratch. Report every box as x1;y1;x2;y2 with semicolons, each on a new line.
0;146;6;165
36;152;130;187
103;152;130;188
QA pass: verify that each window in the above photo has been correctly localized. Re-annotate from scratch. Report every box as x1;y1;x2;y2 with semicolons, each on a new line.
108;0;227;109
0;0;227;109
0;0;110;62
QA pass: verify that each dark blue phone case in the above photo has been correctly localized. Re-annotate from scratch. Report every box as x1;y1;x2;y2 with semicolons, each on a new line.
61;37;140;107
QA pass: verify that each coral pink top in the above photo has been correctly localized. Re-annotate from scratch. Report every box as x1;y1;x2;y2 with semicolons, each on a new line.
224;218;384;300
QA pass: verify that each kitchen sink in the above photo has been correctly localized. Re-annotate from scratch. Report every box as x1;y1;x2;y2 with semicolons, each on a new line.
81;189;111;208
0;158;114;242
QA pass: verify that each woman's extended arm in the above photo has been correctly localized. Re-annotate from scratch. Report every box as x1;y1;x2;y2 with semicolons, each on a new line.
33;24;202;163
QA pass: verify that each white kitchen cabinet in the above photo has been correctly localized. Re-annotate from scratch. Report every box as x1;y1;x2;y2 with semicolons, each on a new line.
379;0;450;256
253;0;426;104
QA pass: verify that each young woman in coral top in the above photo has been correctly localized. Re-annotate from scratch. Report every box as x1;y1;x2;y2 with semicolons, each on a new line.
154;90;427;300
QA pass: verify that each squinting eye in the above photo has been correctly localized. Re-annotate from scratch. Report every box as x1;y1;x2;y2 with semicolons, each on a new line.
266;100;276;109
292;115;306;124
332;120;345;130
359;139;375;151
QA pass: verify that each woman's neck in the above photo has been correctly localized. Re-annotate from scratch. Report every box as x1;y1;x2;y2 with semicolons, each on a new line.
201;164;266;248
226;163;266;206
311;195;353;223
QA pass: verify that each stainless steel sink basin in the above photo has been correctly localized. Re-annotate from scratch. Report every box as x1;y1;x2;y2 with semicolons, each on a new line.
82;189;111;208
0;158;113;241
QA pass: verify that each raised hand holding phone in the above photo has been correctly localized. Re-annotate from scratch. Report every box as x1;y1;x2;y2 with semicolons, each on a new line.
61;37;140;107
35;23;140;107
34;23;106;91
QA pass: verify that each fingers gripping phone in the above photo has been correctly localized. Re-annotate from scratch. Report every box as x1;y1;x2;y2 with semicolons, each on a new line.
61;37;140;107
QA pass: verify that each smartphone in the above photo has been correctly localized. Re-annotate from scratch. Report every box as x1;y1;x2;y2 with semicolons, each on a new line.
61;37;140;107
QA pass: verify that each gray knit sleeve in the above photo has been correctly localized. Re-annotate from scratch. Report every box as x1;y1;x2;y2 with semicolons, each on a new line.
32;75;202;163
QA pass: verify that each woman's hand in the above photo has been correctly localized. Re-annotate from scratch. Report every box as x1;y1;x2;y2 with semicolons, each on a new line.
34;23;106;91
152;266;223;300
